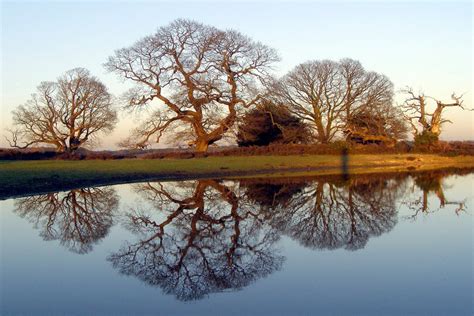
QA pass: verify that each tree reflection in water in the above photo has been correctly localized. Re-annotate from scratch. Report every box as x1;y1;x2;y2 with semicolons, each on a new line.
24;170;462;300
108;169;471;301
108;180;283;301
8;169;471;301
14;187;118;254
404;169;470;219
242;175;406;251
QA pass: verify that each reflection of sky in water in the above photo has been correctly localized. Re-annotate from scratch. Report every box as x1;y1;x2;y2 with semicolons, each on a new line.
1;172;472;315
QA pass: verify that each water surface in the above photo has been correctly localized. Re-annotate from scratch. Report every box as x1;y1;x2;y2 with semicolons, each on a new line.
1;170;473;315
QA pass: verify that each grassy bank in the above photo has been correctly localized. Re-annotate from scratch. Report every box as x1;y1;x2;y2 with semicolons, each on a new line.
1;154;474;199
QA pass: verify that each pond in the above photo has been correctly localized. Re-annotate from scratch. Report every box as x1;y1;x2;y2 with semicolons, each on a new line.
1;169;472;315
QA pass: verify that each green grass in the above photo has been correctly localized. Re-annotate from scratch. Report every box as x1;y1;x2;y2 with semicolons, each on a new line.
1;154;473;199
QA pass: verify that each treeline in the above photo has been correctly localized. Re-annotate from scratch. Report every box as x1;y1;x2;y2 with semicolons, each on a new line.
6;19;470;154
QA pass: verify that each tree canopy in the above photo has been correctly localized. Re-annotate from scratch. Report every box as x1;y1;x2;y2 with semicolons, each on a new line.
272;59;393;143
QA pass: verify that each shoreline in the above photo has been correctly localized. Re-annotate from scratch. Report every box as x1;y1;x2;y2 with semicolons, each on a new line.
1;154;473;200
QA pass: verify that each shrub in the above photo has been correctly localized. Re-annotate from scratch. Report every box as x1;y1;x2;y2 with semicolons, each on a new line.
414;131;439;147
237;101;312;147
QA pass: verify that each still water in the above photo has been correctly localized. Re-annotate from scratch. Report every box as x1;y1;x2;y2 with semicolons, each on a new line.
1;170;473;315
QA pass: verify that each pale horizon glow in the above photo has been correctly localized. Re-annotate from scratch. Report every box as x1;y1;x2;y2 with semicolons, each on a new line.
1;1;472;150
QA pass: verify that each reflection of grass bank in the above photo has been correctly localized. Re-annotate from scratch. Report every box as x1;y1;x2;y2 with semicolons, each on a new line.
1;154;473;199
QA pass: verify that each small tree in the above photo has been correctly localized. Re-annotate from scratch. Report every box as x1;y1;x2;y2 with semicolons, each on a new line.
8;68;117;152
237;101;312;146
401;87;468;145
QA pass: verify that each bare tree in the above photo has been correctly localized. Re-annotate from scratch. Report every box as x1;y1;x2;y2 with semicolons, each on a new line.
401;87;467;141
273;59;393;143
105;19;278;152
7;68;117;152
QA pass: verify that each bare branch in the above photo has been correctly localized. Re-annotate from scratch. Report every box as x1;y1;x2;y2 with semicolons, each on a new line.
106;19;278;152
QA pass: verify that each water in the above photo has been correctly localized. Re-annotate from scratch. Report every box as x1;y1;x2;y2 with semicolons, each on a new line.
1;170;473;315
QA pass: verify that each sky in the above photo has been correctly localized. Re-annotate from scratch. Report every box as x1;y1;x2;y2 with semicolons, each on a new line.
1;0;472;149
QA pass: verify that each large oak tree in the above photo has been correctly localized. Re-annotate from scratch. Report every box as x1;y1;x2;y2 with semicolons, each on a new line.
106;19;278;152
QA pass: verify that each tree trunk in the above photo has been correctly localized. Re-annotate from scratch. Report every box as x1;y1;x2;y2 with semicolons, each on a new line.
429;123;442;137
68;136;81;152
195;139;209;152
318;134;330;144
57;145;67;153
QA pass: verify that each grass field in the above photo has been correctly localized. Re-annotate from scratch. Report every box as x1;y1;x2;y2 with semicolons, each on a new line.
1;154;474;199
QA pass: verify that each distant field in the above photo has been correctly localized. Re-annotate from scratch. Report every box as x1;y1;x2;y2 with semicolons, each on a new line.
1;154;474;199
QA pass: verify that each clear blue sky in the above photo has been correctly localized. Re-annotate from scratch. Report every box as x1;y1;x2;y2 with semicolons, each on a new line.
1;1;472;148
